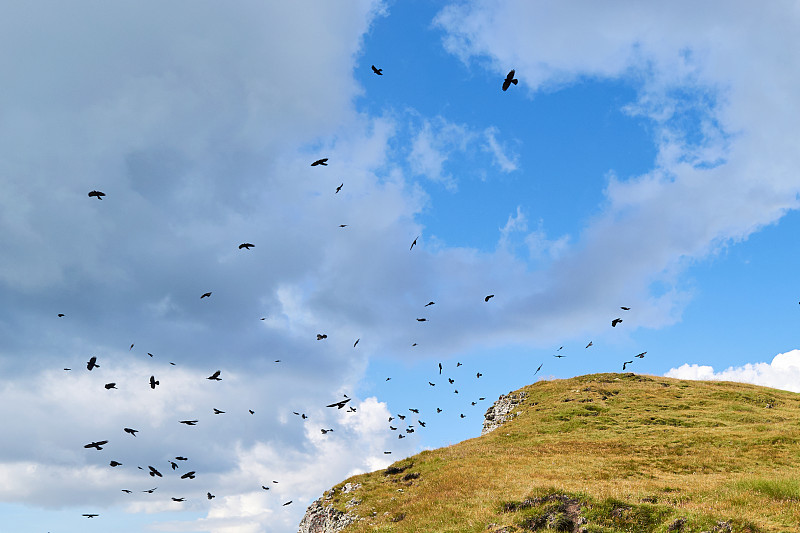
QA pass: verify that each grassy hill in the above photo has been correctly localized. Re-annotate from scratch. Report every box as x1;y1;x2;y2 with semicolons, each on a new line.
319;373;800;532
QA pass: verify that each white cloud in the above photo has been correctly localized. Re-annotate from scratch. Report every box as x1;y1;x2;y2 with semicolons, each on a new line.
665;349;800;393
482;126;519;173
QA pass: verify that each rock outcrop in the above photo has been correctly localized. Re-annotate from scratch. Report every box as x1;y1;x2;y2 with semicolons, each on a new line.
297;483;361;533
481;390;528;435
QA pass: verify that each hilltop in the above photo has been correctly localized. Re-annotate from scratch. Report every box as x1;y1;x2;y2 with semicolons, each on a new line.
299;373;800;533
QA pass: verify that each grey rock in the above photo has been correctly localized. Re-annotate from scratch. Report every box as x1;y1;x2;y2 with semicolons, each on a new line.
481;391;528;435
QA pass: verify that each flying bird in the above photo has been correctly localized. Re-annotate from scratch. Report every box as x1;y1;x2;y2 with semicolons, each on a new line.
238;243;255;250
180;471;196;480
612;318;623;327
425;301;435;307
129;343;134;351
213;408;225;414
201;292;212;299
311;158;328;166
84;440;108;450
485;294;494;302
143;487;157;493
457;362;462;367
338;224;348;228
316;334;327;340
86;356;98;371
88;190;105;200
335;183;343;193
534;363;543;375
207;492;215;500
438;362;442;374
109;461;122;467
476;372;482;378
371;65;383;75
169;461;178;470
553;354;565;358
502;69;518;91
384;451;392;454
448;378;454;384
409;408;419;413
104;383;117;390
622;361;633;371
175;456;188;461
82;514;99;518
320;428;334;434
179;420;198;426
171;498;185;502
429;382;435;386
123;428;138;436
148;466;162;478
121;489;132;493
410;236;419;250
207;370;222;381
353;338;359;347
635;352;647;358
147;352;154;357
416;318;427;322
621;306;631;310
326;398;351;409
150;375;159;389
57;313;65;317
585;341;593;348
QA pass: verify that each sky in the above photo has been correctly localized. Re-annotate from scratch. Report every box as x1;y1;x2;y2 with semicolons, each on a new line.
1;1;800;532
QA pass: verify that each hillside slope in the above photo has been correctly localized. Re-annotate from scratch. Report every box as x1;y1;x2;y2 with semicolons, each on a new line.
299;373;800;533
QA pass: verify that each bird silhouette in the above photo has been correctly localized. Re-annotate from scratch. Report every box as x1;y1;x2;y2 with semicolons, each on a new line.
104;383;117;390
429;382;435;386
179;420;198;426
425;301;435;307
612;318;623;327
238;243;255;250
171;498;185;502
476;372;482;378
502;69;518;91
409;408;419;413
283;501;293;506
201;292;212;299
622;361;633;371
121;489;132;493
109;461;122;467
123;428;138;437
410;236;419;250
169;461;178;470
86;356;98;371
635;352;647;358
148;466;162;478
316;334;327;340
326;398;351;409
84;440;108;450
416;318;427;322
534;363;543;375
439;362;442;374
485;294;494;302
129;343;134;351
82;514;99;518
88;190;105;200
320;428;333;434
262;485;270;490
354;339;359;347
621;306;631;310
213;408;225;414
143;487;157;493
207;492;215;500
448;378;454;384
585;341;593;348
553;354;565;358
311;158;328;166
175;456;188;461
335;183;343;193
371;65;383;75
57;313;65;317
207;370;222;381
180;471;196;480
150;376;159;389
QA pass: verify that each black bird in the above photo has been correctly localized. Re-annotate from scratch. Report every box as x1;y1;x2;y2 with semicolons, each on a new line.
409;408;419;414
338;224;348;228
109;461;122;467
354;338;359;347
169;461;178;470
622;361;633;371
124;428;138;436
326;398;351;409
283;501;293;506
485;294;494;302
347;406;356;412
335;183;343;193
476;372;482;378
448;378;454;384
239;243;255;250
389;426;396;430
418;421;426;427
249;409;255;414
612;318;623;327
171;498;185;502
104;383;117;390
621;306;631;310
147;352;154;357
207;492;215;500
175;456;188;461
502;69;518;91
460;413;465;418
84;440;108;450
88;190;105;200
207;370;222;381
179;420;198;426
553;354;565;358
416;318;427;322
311;158;328;166
86;356;99;371
384;451;392;454
320;428;333;434
201;292;212;298
150;376;159;389
428;382;435;386
262;485;270;490
148;466;163;478
129;343;134;351
439;362;442;374
371;65;383;75
397;414;406;420
180;471;196;480
635;352;647;358
316;334;327;340
410;236;419;250
425;301;435;307
534;363;543;375
82;513;99;518
585;341;593;348
398;434;405;439
457;362;462;367
213;408;225;414
454;389;458;394
121;489;132;493
57;313;65;317
143;487;157;493
436;408;442;413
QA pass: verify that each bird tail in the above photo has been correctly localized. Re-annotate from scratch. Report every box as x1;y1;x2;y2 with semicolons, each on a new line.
512;79;518;85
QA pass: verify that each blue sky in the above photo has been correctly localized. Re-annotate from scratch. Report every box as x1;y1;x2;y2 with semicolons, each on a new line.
1;2;800;532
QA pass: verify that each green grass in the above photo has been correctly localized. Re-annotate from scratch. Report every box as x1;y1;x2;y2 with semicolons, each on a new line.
320;373;800;532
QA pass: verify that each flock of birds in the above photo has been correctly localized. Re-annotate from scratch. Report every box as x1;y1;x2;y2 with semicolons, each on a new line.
68;66;650;523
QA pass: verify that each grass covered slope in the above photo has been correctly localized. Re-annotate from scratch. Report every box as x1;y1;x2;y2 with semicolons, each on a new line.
324;373;800;533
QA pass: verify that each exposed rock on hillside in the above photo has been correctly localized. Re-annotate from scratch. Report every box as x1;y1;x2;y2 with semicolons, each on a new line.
297;483;361;533
481;390;528;435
